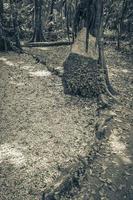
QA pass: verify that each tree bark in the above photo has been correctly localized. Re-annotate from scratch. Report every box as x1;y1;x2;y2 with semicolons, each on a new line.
63;0;118;105
0;0;3;21
49;0;55;21
10;0;21;49
30;0;44;42
0;0;6;50
98;2;118;97
117;0;127;50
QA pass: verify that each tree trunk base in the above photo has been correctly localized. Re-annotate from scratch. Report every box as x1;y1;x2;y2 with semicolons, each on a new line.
0;38;12;51
62;28;118;103
62;52;105;98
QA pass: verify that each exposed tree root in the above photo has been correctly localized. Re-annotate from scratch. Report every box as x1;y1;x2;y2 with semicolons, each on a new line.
23;50;64;78
42;109;114;200
107;83;119;96
103;63;119;96
42;141;102;200
104;85;119;103
98;94;111;109
95;114;114;140
22;50;46;64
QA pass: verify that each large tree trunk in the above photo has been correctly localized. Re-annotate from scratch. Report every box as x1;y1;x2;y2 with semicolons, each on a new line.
63;28;104;98
31;0;44;42
63;0;117;105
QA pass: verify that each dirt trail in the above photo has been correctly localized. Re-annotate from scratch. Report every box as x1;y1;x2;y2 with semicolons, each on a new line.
0;44;132;200
0;47;97;200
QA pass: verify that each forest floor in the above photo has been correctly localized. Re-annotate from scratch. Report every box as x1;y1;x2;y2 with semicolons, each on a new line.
70;44;133;200
0;43;133;200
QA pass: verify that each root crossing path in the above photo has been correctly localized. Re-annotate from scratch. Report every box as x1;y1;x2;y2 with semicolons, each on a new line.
0;45;133;200
71;45;133;200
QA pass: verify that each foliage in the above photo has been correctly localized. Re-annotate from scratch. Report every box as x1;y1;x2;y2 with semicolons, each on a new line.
104;0;133;40
0;0;132;50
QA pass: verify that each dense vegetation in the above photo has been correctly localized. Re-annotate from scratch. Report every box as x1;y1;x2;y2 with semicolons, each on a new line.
0;0;132;50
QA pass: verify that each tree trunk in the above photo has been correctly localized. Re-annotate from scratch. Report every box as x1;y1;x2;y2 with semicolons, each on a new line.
0;0;3;21
46;0;57;40
0;0;4;49
117;0;127;50
62;28;103;98
98;8;118;96
10;0;21;49
117;23;121;50
31;0;44;42
0;0;6;50
49;0;55;22
63;0;118;105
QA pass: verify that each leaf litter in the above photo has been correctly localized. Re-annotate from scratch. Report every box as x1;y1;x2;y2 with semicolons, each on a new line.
0;47;97;200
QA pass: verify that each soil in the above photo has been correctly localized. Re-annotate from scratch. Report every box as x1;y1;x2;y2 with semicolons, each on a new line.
0;43;133;200
70;44;133;200
0;46;97;200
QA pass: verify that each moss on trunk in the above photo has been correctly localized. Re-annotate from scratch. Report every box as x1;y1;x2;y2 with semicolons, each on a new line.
63;52;105;98
62;29;105;99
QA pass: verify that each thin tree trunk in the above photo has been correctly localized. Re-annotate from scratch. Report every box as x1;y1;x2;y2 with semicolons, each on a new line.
10;0;21;49
117;0;127;50
98;3;118;97
0;0;3;21
49;0;55;21
0;0;8;51
47;0;55;34
31;0;44;42
117;23;121;50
